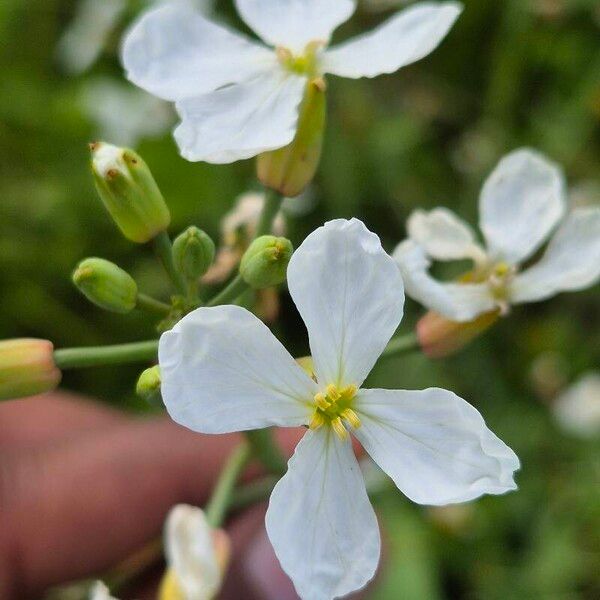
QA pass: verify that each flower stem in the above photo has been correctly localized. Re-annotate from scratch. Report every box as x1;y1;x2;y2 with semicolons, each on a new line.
380;332;419;360
205;443;251;528
255;188;283;237
136;293;171;315
153;231;188;296
207;273;248;307
245;429;287;475
53;340;159;369
230;475;279;511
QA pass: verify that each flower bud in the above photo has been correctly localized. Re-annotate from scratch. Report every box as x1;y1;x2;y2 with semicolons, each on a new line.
72;257;138;314
240;236;293;289
90;142;171;243
257;78;326;198
159;505;231;600
172;227;215;282
136;365;162;404
0;339;61;401
417;310;499;359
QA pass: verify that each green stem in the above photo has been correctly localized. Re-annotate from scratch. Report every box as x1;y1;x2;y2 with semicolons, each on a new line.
255;188;283;237
205;443;251;528
153;231;188;296
245;429;287;475
229;476;279;511
207;274;248;307
380;332;419;360
136;293;171;315
54;340;159;369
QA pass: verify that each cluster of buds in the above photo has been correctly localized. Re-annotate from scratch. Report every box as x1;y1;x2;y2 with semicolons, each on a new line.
1;142;296;405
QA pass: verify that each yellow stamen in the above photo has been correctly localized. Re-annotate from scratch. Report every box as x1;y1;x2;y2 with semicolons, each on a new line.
314;392;330;410
309;412;326;430
326;384;340;401
331;417;348;440
309;383;359;436
341;408;361;429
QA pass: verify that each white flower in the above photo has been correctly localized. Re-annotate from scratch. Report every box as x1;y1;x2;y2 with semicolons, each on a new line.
159;218;519;600
57;0;214;76
89;581;119;600
161;505;230;600
122;0;463;163
394;149;600;321
553;373;600;439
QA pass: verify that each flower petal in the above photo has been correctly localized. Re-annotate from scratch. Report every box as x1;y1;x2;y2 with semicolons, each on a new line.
174;70;306;163
159;305;316;433
322;1;462;79
165;505;221;600
510;207;600;304
407;207;486;262
394;240;496;321
266;428;380;600
479;149;566;265
354;388;520;505
287;219;404;388
235;0;356;53
122;4;275;102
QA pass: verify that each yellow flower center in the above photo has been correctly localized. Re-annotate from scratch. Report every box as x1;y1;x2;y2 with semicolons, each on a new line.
276;41;322;77
487;261;517;315
309;384;360;439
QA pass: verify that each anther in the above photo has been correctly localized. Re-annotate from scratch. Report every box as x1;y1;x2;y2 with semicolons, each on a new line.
331;417;348;440
326;384;340;401
309;412;326;430
341;408;361;429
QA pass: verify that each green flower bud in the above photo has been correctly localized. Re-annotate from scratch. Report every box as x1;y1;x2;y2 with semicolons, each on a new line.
240;236;293;289
90;142;171;243
136;365;162;404
257;78;326;198
0;339;61;401
73;257;138;313
172;226;216;282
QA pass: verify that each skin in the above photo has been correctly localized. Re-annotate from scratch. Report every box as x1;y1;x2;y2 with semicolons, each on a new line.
0;393;370;600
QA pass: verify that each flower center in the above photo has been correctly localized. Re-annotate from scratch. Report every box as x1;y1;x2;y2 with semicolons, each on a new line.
309;384;360;439
487;261;517;314
276;41;322;77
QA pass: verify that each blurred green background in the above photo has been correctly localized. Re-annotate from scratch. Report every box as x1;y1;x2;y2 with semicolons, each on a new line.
1;0;599;598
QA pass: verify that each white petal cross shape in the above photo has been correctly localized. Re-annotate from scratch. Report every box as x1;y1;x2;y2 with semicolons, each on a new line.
395;148;600;321
160;219;519;600
122;1;463;163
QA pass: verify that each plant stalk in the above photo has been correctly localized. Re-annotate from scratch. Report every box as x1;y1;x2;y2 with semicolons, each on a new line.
54;340;159;369
153;231;188;296
205;443;251;528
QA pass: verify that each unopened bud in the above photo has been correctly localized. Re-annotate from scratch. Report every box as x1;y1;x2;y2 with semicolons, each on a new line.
0;339;61;401
240;236;293;289
73;257;138;313
417;310;499;358
136;365;162;404
159;505;231;600
257;78;326;198
172;226;215;282
90;142;171;243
